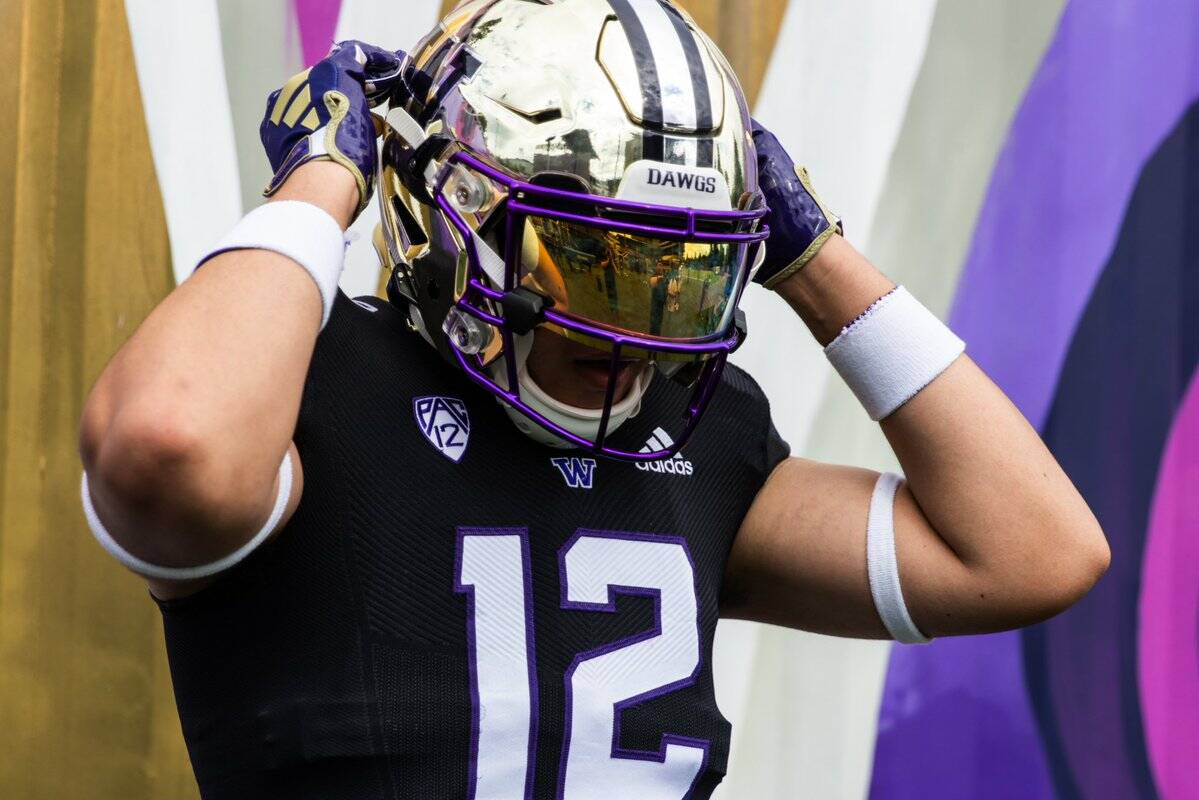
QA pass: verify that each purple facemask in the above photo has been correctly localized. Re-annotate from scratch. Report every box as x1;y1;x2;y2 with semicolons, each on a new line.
433;149;769;461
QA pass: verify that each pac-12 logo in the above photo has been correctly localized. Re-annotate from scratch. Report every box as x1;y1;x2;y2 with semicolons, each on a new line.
414;396;471;462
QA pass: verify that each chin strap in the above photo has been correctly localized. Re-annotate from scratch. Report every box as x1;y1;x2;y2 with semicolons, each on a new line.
499;360;653;449
490;332;653;448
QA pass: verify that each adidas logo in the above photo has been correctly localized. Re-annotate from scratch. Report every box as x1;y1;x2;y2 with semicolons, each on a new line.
636;428;695;477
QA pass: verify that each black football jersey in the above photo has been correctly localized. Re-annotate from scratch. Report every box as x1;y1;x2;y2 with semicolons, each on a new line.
156;292;789;800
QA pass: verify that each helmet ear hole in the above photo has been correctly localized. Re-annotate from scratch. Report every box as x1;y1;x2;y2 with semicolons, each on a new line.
389;196;429;259
395;134;453;204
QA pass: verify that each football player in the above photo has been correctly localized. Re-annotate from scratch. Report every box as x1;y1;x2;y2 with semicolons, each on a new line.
78;2;1109;798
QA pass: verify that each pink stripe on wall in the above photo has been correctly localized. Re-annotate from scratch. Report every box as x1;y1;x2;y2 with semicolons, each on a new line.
1138;369;1199;800
293;0;344;66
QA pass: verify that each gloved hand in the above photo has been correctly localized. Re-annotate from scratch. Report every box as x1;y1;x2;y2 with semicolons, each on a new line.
751;118;843;290
260;40;408;218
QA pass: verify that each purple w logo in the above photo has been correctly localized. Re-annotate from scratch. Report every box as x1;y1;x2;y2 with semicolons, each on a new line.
550;457;598;490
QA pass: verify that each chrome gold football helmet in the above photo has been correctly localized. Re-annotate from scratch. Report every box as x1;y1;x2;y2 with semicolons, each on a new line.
376;0;767;460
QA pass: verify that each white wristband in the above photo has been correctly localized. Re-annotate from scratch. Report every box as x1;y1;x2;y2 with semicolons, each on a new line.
825;286;965;421
196;201;348;328
866;472;931;644
80;454;293;582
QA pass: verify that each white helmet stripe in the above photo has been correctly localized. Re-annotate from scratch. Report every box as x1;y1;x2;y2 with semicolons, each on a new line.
624;0;699;131
605;0;664;161
660;3;716;167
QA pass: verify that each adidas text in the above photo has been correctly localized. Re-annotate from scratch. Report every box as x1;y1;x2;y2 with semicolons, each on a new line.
636;456;694;476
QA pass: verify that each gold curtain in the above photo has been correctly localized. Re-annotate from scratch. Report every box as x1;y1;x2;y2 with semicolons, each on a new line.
0;0;196;797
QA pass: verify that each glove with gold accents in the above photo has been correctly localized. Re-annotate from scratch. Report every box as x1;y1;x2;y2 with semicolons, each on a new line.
751;118;843;290
260;40;407;218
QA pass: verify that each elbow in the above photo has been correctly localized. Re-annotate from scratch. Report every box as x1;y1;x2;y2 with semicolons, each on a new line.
1064;519;1111;603
80;407;236;569
962;516;1111;634
82;400;212;523
1024;518;1111;622
79;393;280;569
79;384;255;534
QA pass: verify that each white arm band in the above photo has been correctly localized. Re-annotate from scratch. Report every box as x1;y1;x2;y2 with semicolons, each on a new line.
80;454;293;582
196;201;348;328
866;472;931;644
825;286;965;421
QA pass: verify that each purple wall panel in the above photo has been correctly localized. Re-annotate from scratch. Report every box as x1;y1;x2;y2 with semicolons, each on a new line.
871;632;1054;800
950;1;1199;428
873;2;1199;798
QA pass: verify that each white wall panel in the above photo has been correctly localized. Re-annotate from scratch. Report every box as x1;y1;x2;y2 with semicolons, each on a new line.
130;0;443;296
717;3;937;798
804;0;1067;472
335;0;445;299
215;0;302;215
719;2;1067;797
125;0;244;285
732;0;937;460
754;2;938;254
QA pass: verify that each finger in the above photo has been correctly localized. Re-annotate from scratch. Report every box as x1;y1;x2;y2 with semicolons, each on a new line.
326;41;371;76
334;39;401;73
365;87;392;109
364;52;404;84
363;44;401;68
364;61;407;105
364;69;402;96
371;112;388;138
263;88;282;120
365;71;403;106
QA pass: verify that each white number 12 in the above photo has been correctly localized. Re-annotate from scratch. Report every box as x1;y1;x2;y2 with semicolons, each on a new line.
455;528;707;800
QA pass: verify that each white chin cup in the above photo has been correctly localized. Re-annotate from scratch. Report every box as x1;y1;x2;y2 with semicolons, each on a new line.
490;333;653;449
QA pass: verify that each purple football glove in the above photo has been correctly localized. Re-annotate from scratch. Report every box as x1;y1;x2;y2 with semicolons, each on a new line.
260;40;408;218
751;118;843;290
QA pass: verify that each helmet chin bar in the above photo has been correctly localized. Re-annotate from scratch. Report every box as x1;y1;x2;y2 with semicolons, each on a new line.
433;150;764;462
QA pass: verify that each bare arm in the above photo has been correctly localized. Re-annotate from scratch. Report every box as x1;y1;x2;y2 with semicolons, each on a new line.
723;235;1110;637
79;163;357;599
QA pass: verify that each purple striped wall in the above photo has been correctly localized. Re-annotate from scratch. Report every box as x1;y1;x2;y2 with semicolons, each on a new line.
872;1;1199;797
950;1;1199;429
293;0;344;65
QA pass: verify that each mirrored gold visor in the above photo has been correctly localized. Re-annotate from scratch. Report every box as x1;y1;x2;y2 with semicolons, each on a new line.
519;217;747;341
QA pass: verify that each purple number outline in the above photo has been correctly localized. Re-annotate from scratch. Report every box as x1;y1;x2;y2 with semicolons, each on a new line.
555;529;710;800
454;527;540;800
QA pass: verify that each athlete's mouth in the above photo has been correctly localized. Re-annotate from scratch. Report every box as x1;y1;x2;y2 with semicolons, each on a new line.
572;357;641;392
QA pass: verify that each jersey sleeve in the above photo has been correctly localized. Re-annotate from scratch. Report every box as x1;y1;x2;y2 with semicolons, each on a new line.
719;364;791;484
762;413;791;478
